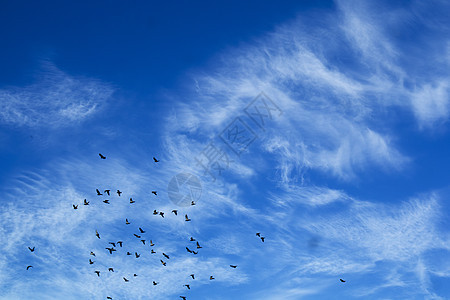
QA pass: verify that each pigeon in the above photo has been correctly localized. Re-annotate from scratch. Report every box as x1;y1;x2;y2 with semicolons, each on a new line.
104;190;110;195
26;265;33;270
134;234;141;238
99;153;106;159
172;210;178;215
139;227;145;233
130;198;135;204
340;279;346;283
90;251;96;256
117;241;123;247
256;233;261;237
103;200;110;204
153;281;158;285
196;241;202;249
210;276;215;280
123;277;129;282
151;249;156;254
190;237;196;242
73;204;78;209
160;259;166;266
108;268;114;272
159;212;164;218
135;252;140;258
153;157;159;162
117;190;122;196
162;253;170;259
125;219;130;225
95;271;100;277
185;215;191;222
105;247;116;254
109;242;116;247
150;240;155;246
191;201;195;206
89;259;95;265
183;284;190;290
186;247;193;253
95;230;101;239
153;210;158;215
96;189;102;196
28;247;35;252
190;274;195;279
230;265;237;268
152;191;157;196
83;199;89;205
141;240;146;245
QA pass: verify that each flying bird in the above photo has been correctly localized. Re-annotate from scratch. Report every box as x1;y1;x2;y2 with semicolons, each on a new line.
192;251;198;255
135;252;140;258
99;153;106;159
210;276;215;280
153;157;159;162
151;249;156;254
150;240;155;246
90;251;96;256
73;204;78;209
256;233;261;237
172;210;178;215
141;240;146;245
180;297;186;300
108;268;114;272
340;279;346;283
116;190;122;196
107;297;112;300
127;252;132;256
162;253;170;259
190;237;196;242
152;281;158;285
117;241;123;247
196;241;202;249
153;210;158;215
183;284;190;290
123;277;129;282
95;271;100;277
230;265;237;268
130;198;135;204
186;247;193;253
191;201;195;206
95;230;100;239
89;259;94;265
103;200;110;204
133;274;138;277
159;212;164;218
26;265;33;270
134;234;141;238
109;242;116;247
260;237;265;242
96;189;102;196
160;259;166;266
139;227;145;233
185;214;191;222
190;274;195;279
104;190;110;195
125;219;130;225
152;191;157;196
28;247;35;252
83;199;89;205
105;247;116;254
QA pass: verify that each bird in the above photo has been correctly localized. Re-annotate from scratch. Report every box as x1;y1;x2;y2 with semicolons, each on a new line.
133;274;138;277
107;297;112;300
125;219;130;225
127;252;132;255
190;237;196;242
191;201;195;206
117;190;122;196
183;284;190;290
151;249;156;254
230;265;237;268
160;259;166;266
83;199;89;205
172;210;178;215
95;230;100;239
96;189;102;196
90;251;96;256
26;265;33;270
163;253;170;259
73;204;78;209
186;247;193;253
134;234;141;238
152;191;157;196
256;233;261;237
95;271;100;277
152;281;158;285
104;189;110;195
117;241;123;247
185;214;191;221
109;242;116;247
153;210;158;215
260;237;265;242
190;274;195;279
105;247;116;254
89;259;94;265
153;157;159;162
140;240;146;245
150;240;155;246
192;251;198;255
139;227;145;233
130;198;135;204
340;279;346;283
135;252;140;258
103;200;110;204
196;241;202;249
159;212;165;218
210;276;215;280
99;153;106;159
180;297;186;300
108;268;114;272
123;277;129;282
28;247;35;252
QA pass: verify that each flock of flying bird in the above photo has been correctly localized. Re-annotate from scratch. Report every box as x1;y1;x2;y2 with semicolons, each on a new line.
25;153;346;299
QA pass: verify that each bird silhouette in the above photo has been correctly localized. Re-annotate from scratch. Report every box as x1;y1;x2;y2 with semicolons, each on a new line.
134;234;141;238
141;240;146;245
26;265;33;270
230;265;237;268
73;204;78;209
117;190;122;196
127;252;132;255
89;259;94;265
153;210;158;215
107;297;112;300
152;191;157;196
184;284;190;289
190;237;196;241
196;241;202;249
172;210;178;215
96;189;102;196
160;259;166;266
151;249;156;254
159;212;165;218
104;190;110;195
84;199;89;205
340;279;346;283
109;242;116;247
139;227;145;233
185;214;191;221
153;157;159;162
117;241;123;247
95;271;100;277
190;274;195;279
28;247;35;252
180;297;186;300
108;268;114;272
125;219;130;225
191;201;195;206
134;274;138;277
210;276;215;280
150;240;155;246
123;277;129;282
135;252;140;258
95;230;100;239
153;281;158;285
192;251;198;255
260;237;265;242
130;198;135;204
105;247;116;254
256;233;261;237
90;251;96;256
99;153;106;159
186;247;193;253
103;200;110;204
163;253;170;259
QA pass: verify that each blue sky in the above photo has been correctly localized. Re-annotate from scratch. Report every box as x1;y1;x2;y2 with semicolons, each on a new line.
1;0;450;299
